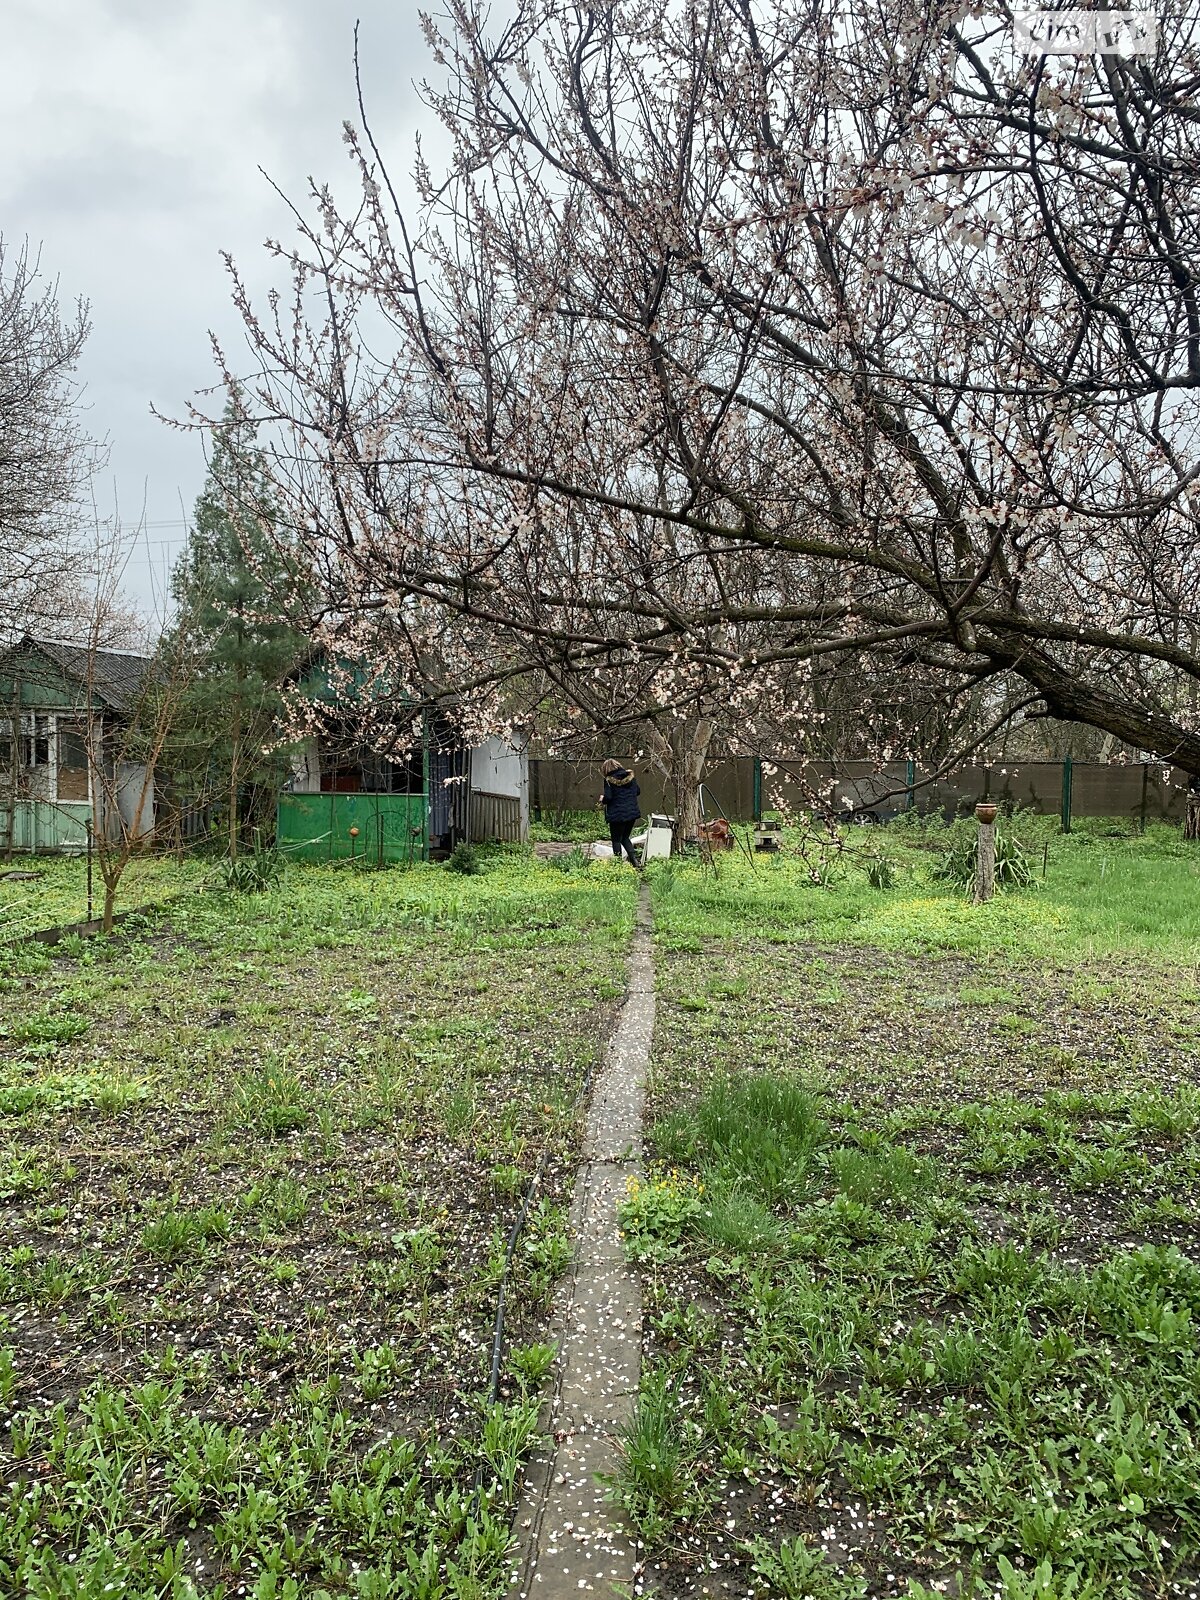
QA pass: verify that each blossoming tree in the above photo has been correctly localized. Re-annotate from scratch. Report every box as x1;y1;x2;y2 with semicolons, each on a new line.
209;0;1200;819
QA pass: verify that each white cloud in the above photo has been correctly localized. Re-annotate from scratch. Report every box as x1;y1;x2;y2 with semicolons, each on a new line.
1;0;431;617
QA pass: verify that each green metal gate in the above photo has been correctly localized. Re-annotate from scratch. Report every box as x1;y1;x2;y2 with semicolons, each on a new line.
276;793;428;864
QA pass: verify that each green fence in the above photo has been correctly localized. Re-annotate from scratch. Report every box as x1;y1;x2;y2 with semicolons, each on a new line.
276;793;428;864
2;800;91;853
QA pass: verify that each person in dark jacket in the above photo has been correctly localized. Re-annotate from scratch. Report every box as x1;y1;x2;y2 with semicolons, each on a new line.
599;758;642;866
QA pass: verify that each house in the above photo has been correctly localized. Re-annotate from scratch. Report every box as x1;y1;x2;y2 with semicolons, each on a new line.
276;655;528;863
0;635;155;854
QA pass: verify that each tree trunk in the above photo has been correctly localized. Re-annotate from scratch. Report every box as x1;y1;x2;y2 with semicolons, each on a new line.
675;727;711;843
644;717;714;846
1186;783;1200;842
974;817;996;904
228;759;239;859
101;878;117;933
229;688;241;860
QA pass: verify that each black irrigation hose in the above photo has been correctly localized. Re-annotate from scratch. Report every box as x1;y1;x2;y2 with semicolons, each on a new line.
485;1146;550;1406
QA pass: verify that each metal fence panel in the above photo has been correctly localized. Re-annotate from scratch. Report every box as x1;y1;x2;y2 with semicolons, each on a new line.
529;759;1191;824
277;793;427;863
468;790;525;843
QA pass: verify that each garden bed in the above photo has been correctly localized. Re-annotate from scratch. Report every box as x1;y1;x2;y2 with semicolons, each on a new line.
0;853;637;1598
619;831;1200;1600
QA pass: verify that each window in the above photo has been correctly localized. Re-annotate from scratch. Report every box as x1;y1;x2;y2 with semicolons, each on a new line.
58;725;88;769
57;724;90;803
18;715;51;768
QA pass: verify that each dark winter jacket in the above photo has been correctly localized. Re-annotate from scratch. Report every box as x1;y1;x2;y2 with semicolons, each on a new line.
602;768;641;823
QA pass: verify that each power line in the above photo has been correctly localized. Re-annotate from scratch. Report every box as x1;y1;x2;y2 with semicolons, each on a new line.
114;522;190;535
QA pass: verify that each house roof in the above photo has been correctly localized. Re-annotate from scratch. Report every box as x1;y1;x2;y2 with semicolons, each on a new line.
17;635;153;711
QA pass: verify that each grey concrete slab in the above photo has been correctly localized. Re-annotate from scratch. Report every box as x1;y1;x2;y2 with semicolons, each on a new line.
509;886;653;1600
572;1161;636;1261
557;1267;642;1416
511;1426;640;1596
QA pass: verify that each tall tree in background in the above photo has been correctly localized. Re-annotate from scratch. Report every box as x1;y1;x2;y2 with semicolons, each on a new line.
167;405;303;854
0;237;103;639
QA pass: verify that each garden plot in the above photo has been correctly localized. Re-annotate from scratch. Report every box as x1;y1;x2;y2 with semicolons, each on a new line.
0;854;636;1599
618;848;1200;1600
0;855;211;942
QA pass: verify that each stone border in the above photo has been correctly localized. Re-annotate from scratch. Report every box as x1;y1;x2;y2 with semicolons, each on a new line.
0;901;165;948
509;883;654;1598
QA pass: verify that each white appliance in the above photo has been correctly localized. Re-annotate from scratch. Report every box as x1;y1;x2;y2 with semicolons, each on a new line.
643;814;674;861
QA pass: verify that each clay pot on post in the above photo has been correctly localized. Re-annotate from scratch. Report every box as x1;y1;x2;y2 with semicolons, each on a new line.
974;801;998;903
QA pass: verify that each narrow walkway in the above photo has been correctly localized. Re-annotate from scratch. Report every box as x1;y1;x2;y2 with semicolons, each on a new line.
510;882;654;1598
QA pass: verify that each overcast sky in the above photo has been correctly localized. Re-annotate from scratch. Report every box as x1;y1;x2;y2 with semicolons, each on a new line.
2;0;436;622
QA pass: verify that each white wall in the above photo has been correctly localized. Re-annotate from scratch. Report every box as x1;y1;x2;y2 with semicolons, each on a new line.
470;734;529;834
289;740;322;794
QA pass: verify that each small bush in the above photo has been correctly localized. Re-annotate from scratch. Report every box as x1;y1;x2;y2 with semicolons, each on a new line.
447;843;481;875
934;827;1033;893
694;1185;783;1253
695;1073;825;1202
863;851;897;890
746;1536;866;1600
616;1368;698;1540
545;845;589;873
6;1007;90;1051
142;1205;231;1259
356;1342;405;1401
827;1143;931;1204
509;1341;557;1392
235;1061;309;1136
217;836;282;894
619;1169;705;1259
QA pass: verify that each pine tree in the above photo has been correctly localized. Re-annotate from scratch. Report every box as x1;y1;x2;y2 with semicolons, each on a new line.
166;406;304;855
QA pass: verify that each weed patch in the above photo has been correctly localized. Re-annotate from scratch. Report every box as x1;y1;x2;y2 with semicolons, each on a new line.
0;857;636;1594
628;849;1200;1600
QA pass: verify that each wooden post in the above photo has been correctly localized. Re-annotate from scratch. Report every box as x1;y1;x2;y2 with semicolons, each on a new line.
1186;777;1200;842
974;801;998;904
1060;755;1073;834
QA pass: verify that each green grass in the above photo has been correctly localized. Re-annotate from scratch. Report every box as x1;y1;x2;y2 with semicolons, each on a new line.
528;807;605;843
648;819;1200;963
0;848;638;1598
0;853;210;939
625;1072;1200;1596
627;825;1200;1599
7;825;1200;1596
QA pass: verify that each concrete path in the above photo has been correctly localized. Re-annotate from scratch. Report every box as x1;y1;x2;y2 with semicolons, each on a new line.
509;883;654;1598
